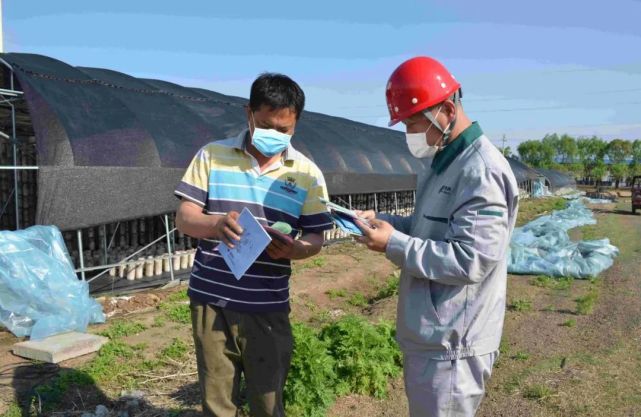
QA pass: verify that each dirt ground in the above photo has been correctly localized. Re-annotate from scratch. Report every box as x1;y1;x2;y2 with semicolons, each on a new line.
1;197;641;417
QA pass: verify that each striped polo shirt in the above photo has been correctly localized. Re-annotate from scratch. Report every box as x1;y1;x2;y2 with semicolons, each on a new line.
174;129;334;312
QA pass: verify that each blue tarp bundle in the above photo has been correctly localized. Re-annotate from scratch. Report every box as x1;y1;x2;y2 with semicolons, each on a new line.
0;226;105;339
508;200;619;278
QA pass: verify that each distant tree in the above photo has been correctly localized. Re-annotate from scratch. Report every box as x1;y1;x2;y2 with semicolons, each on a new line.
518;139;554;168
592;161;608;187
557;134;578;163
629;161;641;178
577;136;607;181
631;139;641;163
567;162;584;179
606;139;632;164
610;163;629;189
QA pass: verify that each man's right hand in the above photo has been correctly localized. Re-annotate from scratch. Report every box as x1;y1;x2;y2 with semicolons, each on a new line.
354;210;376;221
214;211;243;248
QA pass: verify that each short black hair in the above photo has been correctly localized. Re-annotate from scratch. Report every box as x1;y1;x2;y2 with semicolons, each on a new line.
249;73;305;119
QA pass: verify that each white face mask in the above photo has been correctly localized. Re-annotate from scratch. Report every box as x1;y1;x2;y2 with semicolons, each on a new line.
404;105;445;159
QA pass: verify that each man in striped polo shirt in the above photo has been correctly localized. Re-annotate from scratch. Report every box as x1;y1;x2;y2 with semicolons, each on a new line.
174;73;333;417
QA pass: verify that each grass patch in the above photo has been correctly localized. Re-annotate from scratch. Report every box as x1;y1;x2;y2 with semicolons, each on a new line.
165;288;188;302
97;320;147;339
326;288;347;300
531;275;573;290
295;256;327;273
152;315;167;328
512;351;530;361
561;319;576;327
517;197;567;226
160;338;189;360
579;224;602;240
2;402;23;417
160;302;191;324
347;293;368;307
373;272;400;300
522;384;554;400
575;289;599;315
508;298;533;312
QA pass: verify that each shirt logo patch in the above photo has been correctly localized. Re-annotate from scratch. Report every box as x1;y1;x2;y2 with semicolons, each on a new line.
280;176;298;194
438;185;452;195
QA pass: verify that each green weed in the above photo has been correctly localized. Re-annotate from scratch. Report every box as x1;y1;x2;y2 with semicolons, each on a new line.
98;320;147;339
513;351;530;361
576;290;599;315
509;299;533;312
374;272;400;300
2;403;22;417
523;384;554;400
160;338;190;360
531;275;573;290
347;293;368;307
561;319;577;327
326;288;347;299
165;288;189;302
160;302;191;323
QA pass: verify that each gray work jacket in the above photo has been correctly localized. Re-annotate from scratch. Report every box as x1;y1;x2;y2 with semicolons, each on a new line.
380;122;519;359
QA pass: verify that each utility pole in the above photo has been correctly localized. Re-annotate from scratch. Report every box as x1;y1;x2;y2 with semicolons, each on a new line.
501;134;507;156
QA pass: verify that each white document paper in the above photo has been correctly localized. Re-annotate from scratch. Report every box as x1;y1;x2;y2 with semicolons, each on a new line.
217;207;272;280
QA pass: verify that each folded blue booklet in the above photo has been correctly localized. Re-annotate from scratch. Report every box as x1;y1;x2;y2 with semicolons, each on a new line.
319;198;372;236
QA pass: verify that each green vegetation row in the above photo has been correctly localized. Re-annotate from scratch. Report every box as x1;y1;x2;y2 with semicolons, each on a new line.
514;134;641;186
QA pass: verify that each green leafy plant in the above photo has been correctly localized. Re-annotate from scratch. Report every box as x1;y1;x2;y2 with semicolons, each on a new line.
284;324;337;417
320;315;402;398
561;319;577;327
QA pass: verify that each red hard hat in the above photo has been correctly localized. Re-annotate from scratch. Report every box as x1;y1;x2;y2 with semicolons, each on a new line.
386;56;461;126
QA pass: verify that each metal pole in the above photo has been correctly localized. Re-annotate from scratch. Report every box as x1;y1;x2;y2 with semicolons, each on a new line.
374;193;378;212
394;192;398;214
101;224;108;265
77;229;86;281
164;214;175;281
10;71;18;229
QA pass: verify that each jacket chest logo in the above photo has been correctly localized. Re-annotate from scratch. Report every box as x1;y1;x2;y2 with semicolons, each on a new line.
438;185;452;196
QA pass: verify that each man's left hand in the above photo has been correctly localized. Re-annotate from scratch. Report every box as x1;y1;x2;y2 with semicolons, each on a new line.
266;237;296;259
356;218;395;253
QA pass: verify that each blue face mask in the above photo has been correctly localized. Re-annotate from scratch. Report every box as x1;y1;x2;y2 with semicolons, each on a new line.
251;127;292;157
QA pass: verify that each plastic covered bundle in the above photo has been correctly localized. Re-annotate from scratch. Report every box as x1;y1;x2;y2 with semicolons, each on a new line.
508;200;619;278
0;226;105;339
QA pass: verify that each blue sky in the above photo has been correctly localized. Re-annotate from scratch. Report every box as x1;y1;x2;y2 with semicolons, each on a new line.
4;0;641;150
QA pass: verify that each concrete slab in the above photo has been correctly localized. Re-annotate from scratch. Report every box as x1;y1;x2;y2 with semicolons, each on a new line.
12;332;109;363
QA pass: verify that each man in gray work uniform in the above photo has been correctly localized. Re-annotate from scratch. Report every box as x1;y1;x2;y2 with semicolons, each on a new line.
356;56;519;417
